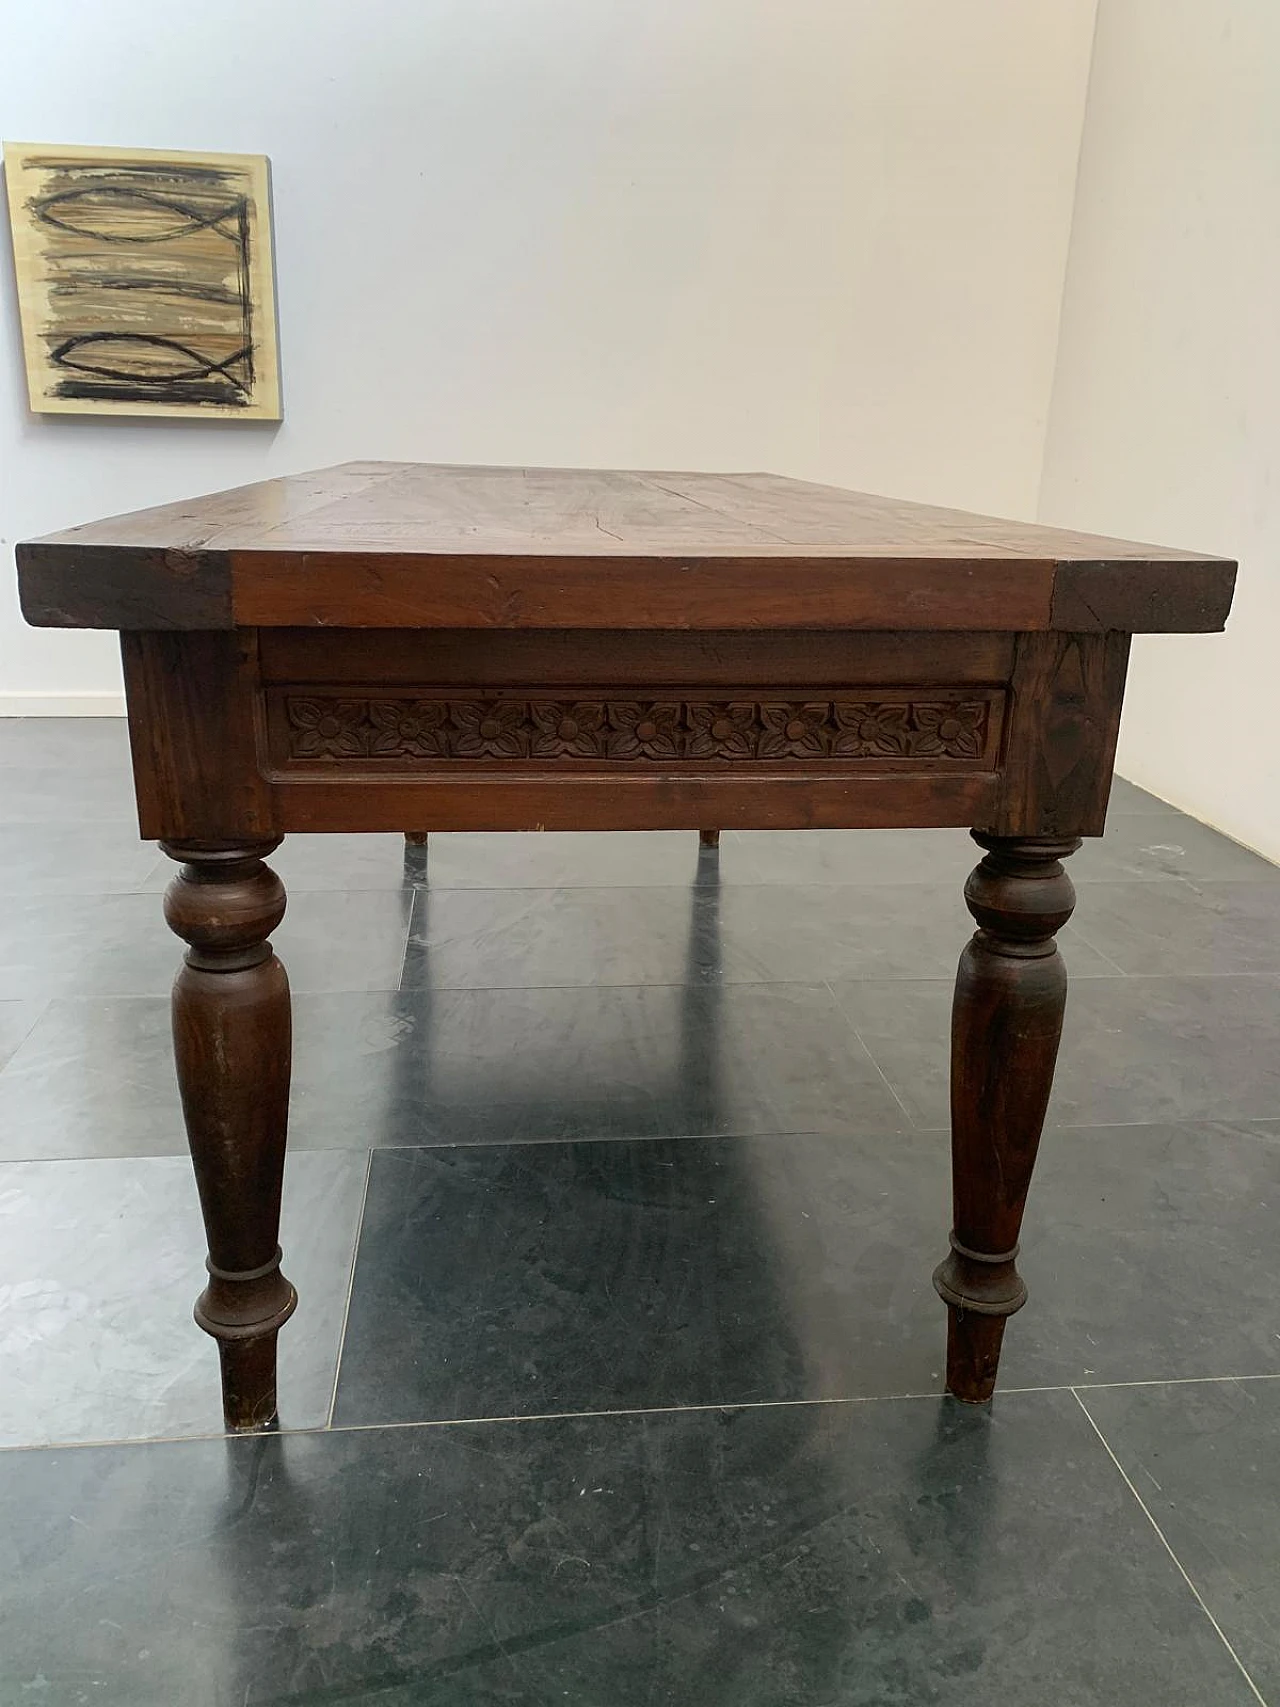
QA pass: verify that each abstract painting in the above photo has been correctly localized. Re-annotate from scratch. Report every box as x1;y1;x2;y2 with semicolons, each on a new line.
3;142;280;418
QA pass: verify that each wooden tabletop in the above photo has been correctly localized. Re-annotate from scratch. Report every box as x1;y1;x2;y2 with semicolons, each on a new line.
17;462;1235;633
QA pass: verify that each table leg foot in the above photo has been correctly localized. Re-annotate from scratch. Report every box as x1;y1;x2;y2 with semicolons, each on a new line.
163;839;296;1433
699;828;720;849
934;832;1079;1404
213;1328;291;1432
943;1310;1008;1404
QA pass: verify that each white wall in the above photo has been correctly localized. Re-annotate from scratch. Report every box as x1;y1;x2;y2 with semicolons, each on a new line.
0;0;1098;709
1039;0;1280;859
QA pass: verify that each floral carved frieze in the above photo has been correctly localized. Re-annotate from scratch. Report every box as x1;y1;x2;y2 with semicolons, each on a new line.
277;692;1000;766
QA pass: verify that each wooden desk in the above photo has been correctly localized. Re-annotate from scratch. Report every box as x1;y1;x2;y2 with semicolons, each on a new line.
17;463;1236;1429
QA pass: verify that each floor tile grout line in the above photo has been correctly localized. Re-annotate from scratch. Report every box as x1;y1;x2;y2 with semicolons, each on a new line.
1072;1372;1280;1392
324;1147;375;1429
0;1391;955;1455
1072;1388;1269;1706
318;1373;1280;1432
389;970;1280;993
11;866;1280;895
365;1128;915;1155
7;969;1280;1025
2;1116;1280;1168
396;888;419;994
0;1426;261;1455
10;1372;1280;1456
338;1127;1280;1157
323;1392;952;1435
823;976;918;1129
1067;928;1130;978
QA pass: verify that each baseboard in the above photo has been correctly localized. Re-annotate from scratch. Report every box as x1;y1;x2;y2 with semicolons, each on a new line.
0;693;127;716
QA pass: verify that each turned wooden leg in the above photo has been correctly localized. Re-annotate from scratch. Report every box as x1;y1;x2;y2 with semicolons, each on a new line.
934;832;1080;1403
699;829;720;849
163;840;296;1431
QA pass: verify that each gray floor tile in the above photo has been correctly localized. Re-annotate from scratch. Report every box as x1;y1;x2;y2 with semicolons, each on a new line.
0;998;182;1159
142;819;1279;897
0;1394;1255;1706
140;832;423;895
143;829;758;895
1008;1120;1280;1387
735;826;978;886
0;823;159;895
0;715;132;770
289;981;907;1148
402;882;1118;991
332;1121;1280;1427
703;883;1118;982
1072;879;1280;974
0;893;177;999
333;1135;952;1423
276;891;416;993
0;1000;43;1074
737;815;1278;888
0;888;412;999
1077;816;1279;884
832;973;1280;1128
403;884;736;990
410;829;757;889
1108;775;1181;815
0;983;906;1161
1081;1379;1280;1705
3;764;138;824
0;1149;367;1446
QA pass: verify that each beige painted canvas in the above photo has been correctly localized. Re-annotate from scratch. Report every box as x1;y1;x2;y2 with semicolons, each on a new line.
3;141;281;419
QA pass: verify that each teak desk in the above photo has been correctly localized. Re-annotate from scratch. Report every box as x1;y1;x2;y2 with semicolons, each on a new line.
17;464;1236;1430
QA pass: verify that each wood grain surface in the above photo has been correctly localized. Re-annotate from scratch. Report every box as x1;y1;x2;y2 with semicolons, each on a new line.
18;463;1235;634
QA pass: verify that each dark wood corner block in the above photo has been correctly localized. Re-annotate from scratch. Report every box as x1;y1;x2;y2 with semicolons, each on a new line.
16;463;1236;1428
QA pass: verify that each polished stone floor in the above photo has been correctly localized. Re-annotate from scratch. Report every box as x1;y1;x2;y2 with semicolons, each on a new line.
1;716;1278;1704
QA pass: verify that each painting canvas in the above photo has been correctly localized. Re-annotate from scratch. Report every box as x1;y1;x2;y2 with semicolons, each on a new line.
3;141;280;419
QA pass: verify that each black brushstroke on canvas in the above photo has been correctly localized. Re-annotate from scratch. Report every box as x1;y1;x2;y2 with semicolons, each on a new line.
48;331;251;383
48;275;242;307
51;378;248;406
35;186;244;243
24;155;240;184
236;191;255;390
28;160;257;407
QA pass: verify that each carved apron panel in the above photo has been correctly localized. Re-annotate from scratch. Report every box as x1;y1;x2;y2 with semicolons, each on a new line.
266;688;1006;772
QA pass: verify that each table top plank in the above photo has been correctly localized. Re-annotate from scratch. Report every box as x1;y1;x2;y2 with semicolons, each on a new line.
17;462;1235;633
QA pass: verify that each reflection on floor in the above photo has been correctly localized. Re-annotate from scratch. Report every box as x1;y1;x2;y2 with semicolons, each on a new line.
1;718;1277;1703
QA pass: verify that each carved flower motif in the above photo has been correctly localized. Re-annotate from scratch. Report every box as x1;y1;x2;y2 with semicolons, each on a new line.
686;702;759;760
911;702;987;759
832;703;912;757
607;702;683;760
758;702;830;759
287;698;370;759
529;701;607;758
369;699;447;758
450;700;529;758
